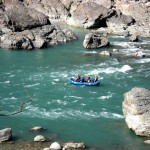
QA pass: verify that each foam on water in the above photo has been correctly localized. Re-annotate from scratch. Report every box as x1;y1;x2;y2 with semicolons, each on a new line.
118;65;133;73
100;111;124;119
84;51;97;54
98;95;112;100
49;99;68;106
23;105;124;120
88;65;132;75
4;81;10;84
3;97;17;101
24;83;40;88
134;58;150;64
64;95;83;99
112;42;136;48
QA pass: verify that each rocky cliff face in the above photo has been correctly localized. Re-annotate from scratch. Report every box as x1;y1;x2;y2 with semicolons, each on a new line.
115;0;150;26
123;87;150;137
0;0;150;50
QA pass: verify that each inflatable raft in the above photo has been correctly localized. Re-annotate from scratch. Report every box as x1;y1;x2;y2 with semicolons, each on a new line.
69;79;100;86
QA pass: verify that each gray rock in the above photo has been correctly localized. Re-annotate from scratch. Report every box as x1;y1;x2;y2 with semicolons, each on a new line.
33;36;47;49
67;2;114;28
50;142;61;150
129;35;138;42
4;3;50;31
0;128;12;142
43;148;50;150
31;25;77;46
127;25;150;37
144;140;150;144
83;33;109;49
34;135;46;142
131;52;146;58
30;126;45;131
0;32;34;50
122;87;150;136
99;51;112;56
115;1;150;27
28;0;69;20
63;142;85;149
0;24;77;50
107;9;135;28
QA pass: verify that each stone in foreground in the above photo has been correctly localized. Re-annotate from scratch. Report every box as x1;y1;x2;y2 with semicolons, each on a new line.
34;135;46;142
122;87;150;136
0;128;12;142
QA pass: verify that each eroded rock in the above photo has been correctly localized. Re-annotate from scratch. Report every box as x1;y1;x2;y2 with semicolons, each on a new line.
83;33;109;49
122;87;150;136
0;128;12;142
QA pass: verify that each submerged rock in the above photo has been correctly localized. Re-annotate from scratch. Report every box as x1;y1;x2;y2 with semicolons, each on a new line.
30;126;45;131
122;87;150;136
99;51;112;56
0;128;12;142
144;140;150;144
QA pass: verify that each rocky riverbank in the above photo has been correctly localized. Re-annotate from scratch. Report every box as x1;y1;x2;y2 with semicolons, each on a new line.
0;127;86;150
0;0;150;50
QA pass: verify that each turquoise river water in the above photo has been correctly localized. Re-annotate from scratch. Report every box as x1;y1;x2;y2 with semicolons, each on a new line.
0;26;150;150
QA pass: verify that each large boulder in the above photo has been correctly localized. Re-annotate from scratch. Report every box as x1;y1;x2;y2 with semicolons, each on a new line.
0;128;12;142
50;142;61;150
0;32;34;50
31;25;77;46
83;33;109;49
122;87;150;136
0;24;77;50
106;9;135;30
85;0;113;9
27;0;69;20
67;2;114;28
3;3;50;31
34;135;46;142
127;25;150;38
115;1;150;26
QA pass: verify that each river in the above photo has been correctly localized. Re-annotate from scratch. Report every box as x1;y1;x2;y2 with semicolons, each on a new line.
0;26;150;150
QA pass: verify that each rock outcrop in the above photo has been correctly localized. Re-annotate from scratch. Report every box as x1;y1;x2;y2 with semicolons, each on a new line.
0;128;12;142
27;0;69;20
122;87;150;136
0;25;77;50
0;32;34;50
115;1;150;27
67;1;114;28
0;0;150;50
83;33;109;49
4;3;50;32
